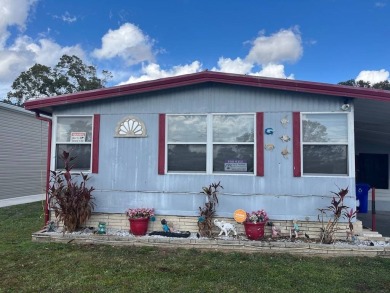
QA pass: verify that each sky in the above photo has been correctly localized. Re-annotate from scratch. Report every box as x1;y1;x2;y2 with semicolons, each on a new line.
1;0;390;99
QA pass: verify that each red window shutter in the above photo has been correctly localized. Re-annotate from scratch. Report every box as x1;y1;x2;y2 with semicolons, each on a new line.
92;114;100;173
158;114;166;175
293;112;301;177
256;112;264;176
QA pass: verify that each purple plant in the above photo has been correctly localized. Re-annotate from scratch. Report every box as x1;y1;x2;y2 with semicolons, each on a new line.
318;187;354;244
49;150;95;232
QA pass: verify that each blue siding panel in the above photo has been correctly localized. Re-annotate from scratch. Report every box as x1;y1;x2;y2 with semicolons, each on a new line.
53;84;355;220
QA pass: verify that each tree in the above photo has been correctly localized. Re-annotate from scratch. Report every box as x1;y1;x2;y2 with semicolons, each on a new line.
5;55;112;106
338;79;390;90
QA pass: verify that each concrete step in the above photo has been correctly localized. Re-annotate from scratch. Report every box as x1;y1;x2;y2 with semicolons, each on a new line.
357;228;386;241
362;230;383;237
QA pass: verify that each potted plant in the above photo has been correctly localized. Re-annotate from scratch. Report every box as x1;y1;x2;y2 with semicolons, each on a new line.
126;208;155;236
244;209;269;240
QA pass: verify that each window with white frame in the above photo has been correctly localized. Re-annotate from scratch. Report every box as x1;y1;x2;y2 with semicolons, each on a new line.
166;114;255;174
301;113;348;175
55;116;93;171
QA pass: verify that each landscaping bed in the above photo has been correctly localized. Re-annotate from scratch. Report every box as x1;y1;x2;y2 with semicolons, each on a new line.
33;228;390;257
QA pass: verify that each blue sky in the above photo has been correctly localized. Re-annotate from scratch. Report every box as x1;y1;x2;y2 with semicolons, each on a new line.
1;0;389;98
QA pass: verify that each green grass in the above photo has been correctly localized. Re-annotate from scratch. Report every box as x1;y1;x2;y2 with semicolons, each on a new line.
1;202;390;292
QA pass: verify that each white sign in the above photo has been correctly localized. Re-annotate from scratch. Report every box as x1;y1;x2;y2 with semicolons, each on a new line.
224;160;247;172
70;132;86;143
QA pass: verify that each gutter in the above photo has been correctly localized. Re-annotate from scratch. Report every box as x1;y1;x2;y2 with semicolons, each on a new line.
35;112;52;225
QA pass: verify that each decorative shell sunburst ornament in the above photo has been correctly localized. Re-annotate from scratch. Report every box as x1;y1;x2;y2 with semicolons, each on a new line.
279;135;291;142
281;147;290;158
264;144;275;151
116;116;147;137
280;115;289;128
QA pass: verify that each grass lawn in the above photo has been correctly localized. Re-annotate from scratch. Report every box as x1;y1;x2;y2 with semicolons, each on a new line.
1;202;390;292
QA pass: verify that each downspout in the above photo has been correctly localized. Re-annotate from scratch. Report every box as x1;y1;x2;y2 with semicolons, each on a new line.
35;112;52;225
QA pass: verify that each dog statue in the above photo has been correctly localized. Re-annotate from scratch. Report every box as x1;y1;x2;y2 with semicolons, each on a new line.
213;219;237;237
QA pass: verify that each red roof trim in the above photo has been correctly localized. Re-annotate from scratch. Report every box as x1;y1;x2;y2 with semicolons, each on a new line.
24;71;390;111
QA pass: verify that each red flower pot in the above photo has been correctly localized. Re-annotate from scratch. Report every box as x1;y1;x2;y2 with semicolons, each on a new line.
129;217;150;236
244;221;266;240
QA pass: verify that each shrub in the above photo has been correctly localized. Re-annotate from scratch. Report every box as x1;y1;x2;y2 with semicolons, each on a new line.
318;187;353;244
49;151;95;232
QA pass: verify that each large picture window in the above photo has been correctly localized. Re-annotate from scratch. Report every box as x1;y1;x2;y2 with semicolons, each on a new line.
301;113;348;175
55;116;93;171
166;114;255;174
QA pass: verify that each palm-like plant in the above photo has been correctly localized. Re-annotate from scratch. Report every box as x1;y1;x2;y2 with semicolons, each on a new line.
198;182;223;237
49;151;95;232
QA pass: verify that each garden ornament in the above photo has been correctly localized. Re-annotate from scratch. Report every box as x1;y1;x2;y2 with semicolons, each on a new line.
280;115;289;127
46;221;56;232
213;219;237;237
265;128;274;135
279;135;291;142
281;147;290;158
290;220;300;238
272;224;281;238
161;219;171;232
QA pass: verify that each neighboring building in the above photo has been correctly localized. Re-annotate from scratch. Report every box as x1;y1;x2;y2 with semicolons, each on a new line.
24;71;390;231
0;102;47;200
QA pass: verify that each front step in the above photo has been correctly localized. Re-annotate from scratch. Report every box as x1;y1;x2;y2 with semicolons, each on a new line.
357;228;386;241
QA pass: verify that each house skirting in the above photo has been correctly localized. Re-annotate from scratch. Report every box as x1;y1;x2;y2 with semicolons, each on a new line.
50;211;363;240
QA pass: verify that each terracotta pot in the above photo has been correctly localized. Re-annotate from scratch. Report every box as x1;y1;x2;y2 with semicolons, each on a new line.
243;221;266;240
129;217;150;236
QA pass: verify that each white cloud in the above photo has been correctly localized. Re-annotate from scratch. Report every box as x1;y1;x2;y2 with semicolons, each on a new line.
211;57;253;74
0;0;37;47
246;28;303;66
252;64;294;79
355;69;389;84
0;49;33;81
52;11;77;23
119;61;202;85
209;28;300;79
92;23;155;65
22;38;85;65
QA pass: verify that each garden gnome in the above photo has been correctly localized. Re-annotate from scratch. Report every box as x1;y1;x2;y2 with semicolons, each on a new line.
161;219;171;232
290;219;299;238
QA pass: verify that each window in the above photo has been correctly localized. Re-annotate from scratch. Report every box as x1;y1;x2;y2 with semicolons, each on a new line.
55;116;93;171
166;114;255;174
301;113;348;175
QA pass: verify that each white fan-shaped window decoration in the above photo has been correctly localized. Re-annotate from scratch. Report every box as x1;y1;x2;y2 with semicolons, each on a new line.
115;116;147;137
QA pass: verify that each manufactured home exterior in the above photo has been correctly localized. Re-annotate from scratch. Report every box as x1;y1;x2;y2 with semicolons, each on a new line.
0;102;47;200
24;72;390;228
